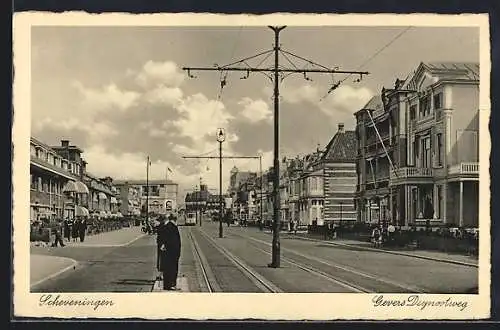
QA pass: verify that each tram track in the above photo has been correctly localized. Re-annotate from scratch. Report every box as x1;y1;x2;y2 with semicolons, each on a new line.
187;229;221;292
188;227;282;293
229;231;428;293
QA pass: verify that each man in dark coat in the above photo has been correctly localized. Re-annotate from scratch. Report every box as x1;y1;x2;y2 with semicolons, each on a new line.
157;214;181;290
79;218;87;242
155;216;166;275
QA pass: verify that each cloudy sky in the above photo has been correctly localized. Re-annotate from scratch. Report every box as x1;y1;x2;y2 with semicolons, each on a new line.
31;25;479;197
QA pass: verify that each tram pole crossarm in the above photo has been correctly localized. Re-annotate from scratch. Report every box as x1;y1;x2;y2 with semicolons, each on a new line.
182;26;371;268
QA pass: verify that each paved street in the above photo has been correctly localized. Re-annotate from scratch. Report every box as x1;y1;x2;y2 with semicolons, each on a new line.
31;222;478;293
31;227;156;292
184;221;478;293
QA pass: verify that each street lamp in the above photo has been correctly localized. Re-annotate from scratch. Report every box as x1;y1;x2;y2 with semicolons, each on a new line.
217;128;226;238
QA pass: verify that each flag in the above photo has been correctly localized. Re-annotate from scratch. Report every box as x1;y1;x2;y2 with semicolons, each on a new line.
167;167;173;173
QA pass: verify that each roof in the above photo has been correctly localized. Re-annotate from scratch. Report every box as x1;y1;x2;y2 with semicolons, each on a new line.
322;130;357;162
423;62;479;80
354;95;383;115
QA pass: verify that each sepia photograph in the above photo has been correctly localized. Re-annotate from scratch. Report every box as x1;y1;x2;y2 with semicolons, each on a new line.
12;13;490;320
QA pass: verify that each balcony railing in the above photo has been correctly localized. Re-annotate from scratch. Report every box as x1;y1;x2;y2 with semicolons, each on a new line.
390;167;433;180
448;162;479;176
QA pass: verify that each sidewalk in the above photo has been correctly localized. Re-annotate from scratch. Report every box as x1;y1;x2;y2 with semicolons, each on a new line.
260;230;478;267
290;234;479;267
64;226;146;247
152;276;189;292
31;254;77;288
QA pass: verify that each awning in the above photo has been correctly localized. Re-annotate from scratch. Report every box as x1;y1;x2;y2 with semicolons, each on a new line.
75;206;90;217
75;181;89;194
98;192;108;200
62;181;78;193
110;196;118;204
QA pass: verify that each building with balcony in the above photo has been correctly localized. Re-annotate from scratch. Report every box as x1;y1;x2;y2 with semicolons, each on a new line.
355;62;479;228
114;181;142;216
30;138;90;223
81;174;119;218
297;150;325;226
114;179;179;216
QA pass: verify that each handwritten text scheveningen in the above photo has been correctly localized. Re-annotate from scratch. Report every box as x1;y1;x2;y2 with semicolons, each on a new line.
372;295;468;311
39;294;114;311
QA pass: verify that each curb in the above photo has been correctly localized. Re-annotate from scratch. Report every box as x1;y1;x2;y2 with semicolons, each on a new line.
63;233;147;248
31;257;79;288
292;235;478;268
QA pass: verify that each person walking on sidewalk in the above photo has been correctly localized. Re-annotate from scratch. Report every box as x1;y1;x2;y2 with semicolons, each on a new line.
71;218;80;242
51;220;65;247
79;217;87;242
157;214;181;290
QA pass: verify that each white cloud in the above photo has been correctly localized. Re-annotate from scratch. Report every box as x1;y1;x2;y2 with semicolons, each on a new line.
281;84;320;104
34;117;119;142
237;97;272;123
171;93;234;141
320;85;373;116
143;85;183;107
134;60;185;88
72;81;140;112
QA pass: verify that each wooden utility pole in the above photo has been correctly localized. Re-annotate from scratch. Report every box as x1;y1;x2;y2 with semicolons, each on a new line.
183;26;370;268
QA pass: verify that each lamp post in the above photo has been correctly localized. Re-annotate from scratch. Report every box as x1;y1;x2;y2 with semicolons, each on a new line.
339;201;343;238
146;156;151;224
217;128;225;238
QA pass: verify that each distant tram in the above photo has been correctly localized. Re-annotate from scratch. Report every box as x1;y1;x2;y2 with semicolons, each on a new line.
184;212;197;226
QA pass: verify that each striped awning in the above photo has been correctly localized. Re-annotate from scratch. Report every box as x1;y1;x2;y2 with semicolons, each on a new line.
98;192;108;200
75;181;89;194
62;181;78;193
75;206;90;217
110;196;118;204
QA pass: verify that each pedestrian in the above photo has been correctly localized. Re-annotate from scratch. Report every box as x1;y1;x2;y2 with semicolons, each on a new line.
72;218;80;242
79;218;87;242
51;220;65;247
157;214;181;291
64;218;71;242
155;215;167;276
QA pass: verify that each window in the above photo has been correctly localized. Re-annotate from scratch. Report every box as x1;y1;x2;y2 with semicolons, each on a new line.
419;96;431;117
434;92;443;110
436;133;443;166
410;105;417;120
30;175;36;190
422;137;431;168
409;141;416;166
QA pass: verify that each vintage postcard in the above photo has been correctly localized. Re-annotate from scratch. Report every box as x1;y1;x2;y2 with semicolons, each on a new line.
12;12;491;320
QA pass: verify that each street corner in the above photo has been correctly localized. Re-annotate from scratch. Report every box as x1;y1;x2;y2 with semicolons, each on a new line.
152;276;189;292
30;254;78;288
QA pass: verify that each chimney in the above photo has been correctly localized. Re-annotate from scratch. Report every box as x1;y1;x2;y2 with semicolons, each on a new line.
61;140;69;147
338;123;345;133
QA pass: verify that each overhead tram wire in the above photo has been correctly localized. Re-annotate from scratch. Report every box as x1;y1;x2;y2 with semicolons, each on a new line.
218;27;243;101
319;26;414;102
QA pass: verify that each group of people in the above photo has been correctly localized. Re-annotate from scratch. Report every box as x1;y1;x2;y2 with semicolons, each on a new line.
371;225;397;248
52;217;88;247
155;214;182;291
